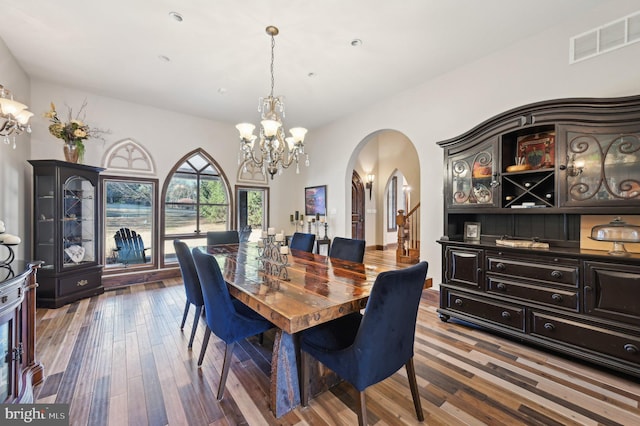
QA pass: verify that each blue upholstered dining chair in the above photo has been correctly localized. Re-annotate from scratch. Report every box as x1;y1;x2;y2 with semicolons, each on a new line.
289;232;316;253
299;261;428;426
173;240;204;349
206;230;240;246
191;248;273;400
328;236;366;263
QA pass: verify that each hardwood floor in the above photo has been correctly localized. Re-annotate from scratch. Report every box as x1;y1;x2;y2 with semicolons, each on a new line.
34;250;640;425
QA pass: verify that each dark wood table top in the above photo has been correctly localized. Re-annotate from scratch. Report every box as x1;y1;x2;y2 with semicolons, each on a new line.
204;243;384;334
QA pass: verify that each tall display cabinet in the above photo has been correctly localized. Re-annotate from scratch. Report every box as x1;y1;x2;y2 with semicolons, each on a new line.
437;95;640;378
28;160;105;308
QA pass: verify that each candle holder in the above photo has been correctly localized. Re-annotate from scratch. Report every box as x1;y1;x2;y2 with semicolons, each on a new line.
257;234;290;281
323;222;328;239
0;244;16;279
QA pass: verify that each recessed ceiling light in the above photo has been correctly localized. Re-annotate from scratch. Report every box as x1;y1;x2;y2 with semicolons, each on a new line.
169;11;183;22
350;39;363;47
158;55;171;62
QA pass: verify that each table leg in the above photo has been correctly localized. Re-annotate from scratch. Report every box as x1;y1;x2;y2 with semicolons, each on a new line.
270;329;300;417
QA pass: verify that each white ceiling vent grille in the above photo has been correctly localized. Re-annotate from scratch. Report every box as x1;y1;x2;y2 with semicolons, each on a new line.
570;10;640;63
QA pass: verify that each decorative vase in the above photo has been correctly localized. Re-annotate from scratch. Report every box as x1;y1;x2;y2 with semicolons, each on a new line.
63;144;79;163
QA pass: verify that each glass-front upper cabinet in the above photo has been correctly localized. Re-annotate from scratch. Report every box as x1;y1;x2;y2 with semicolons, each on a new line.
32;168;98;269
29;160;105;308
558;125;640;207
446;139;498;207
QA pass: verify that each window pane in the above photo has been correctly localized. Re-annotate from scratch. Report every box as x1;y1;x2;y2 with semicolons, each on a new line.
199;176;227;204
104;179;155;269
166;176;196;203
165;203;197;236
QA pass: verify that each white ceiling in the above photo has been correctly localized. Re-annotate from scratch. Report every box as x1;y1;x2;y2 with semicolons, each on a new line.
0;0;607;129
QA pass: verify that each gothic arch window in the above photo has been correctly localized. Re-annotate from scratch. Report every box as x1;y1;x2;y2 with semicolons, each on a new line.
161;149;232;264
103;138;156;175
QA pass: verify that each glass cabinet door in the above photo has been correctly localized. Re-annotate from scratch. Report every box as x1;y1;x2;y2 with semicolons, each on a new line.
63;176;96;267
34;175;56;269
448;141;497;207
560;128;640;207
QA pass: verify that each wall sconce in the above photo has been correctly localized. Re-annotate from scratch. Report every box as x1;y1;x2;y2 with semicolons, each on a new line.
0;84;33;149
564;154;584;177
365;174;374;200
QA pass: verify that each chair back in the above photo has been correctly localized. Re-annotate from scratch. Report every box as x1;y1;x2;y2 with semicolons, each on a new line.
191;248;242;343
289;232;316;253
173;240;204;306
206;230;240;246
352;261;428;389
328;237;366;263
114;228;147;264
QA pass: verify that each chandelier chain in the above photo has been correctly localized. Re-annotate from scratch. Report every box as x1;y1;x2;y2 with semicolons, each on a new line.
270;34;276;99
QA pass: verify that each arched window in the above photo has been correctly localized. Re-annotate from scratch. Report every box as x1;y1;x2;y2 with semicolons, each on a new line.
162;149;232;264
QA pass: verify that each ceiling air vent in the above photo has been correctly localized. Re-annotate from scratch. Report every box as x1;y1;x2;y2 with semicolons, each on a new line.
570;10;640;63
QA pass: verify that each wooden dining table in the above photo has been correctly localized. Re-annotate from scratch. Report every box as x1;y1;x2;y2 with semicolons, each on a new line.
203;242;386;417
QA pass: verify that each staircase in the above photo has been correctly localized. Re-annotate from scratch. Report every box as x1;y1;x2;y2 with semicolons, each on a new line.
396;203;420;264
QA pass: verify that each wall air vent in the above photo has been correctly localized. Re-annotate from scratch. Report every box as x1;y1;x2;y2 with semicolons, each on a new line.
570;10;640;63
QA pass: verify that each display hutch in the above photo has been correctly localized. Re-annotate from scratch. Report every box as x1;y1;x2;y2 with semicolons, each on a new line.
29;160;105;308
437;95;640;377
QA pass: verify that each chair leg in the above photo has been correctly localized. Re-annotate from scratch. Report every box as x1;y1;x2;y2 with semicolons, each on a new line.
180;301;190;330
356;390;367;426
300;350;310;407
188;305;202;349
217;341;236;401
197;327;211;367
405;357;424;421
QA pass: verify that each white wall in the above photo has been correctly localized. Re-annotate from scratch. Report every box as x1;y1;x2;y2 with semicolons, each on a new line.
0;37;31;262
270;0;640;285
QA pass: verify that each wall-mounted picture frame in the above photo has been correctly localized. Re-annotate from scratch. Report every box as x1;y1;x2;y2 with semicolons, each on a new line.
305;185;327;216
464;222;481;242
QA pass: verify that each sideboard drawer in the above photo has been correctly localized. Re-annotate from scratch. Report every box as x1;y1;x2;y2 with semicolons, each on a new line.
444;290;525;332
487;256;578;287
531;312;640;365
487;277;579;311
59;270;102;296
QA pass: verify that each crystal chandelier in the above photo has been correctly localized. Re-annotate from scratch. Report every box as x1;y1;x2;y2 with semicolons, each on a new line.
0;84;33;149
236;26;309;179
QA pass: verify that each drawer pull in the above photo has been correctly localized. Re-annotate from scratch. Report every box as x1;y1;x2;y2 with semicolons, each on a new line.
454;298;463;307
551;293;563;303
550;270;563;279
77;279;88;287
496;283;507;291
495;262;506;271
624;344;638;354
543;322;555;331
501;311;511;319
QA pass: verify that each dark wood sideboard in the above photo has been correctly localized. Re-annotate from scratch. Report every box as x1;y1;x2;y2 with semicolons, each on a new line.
437;95;640;377
1;261;44;403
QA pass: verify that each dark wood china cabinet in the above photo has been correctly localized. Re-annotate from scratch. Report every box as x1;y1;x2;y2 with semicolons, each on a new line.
437;95;640;378
28;160;105;308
